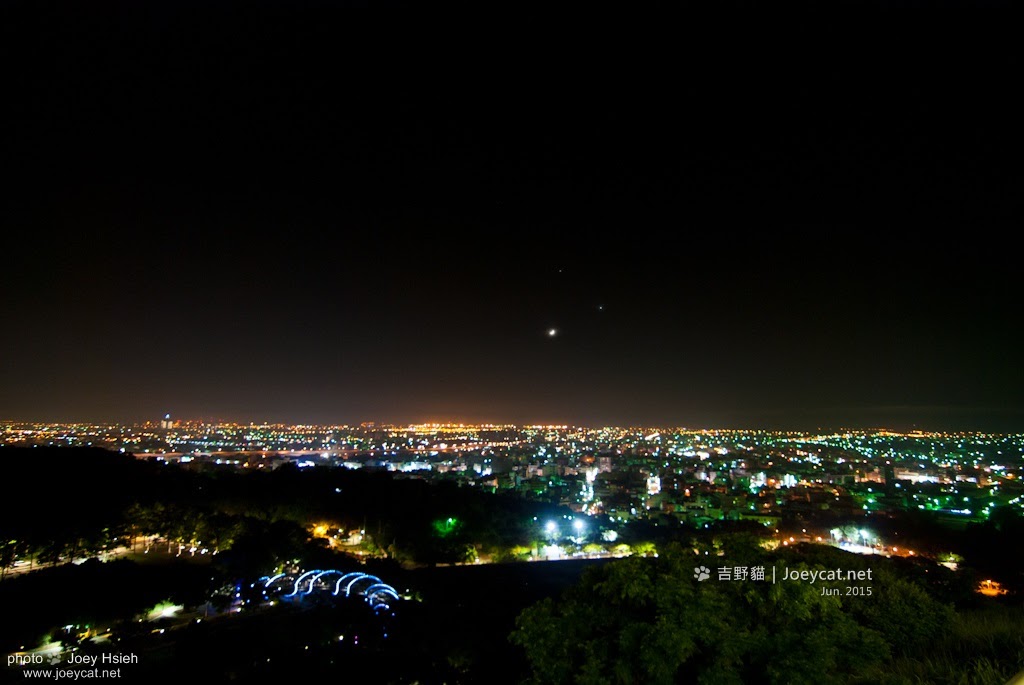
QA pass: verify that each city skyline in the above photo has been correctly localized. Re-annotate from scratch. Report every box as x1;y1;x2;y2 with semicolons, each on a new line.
5;413;1024;434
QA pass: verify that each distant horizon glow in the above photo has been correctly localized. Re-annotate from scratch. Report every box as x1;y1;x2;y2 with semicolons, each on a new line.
1;415;1022;434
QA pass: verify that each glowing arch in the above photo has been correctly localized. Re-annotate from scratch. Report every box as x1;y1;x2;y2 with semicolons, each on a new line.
364;583;400;603
332;572;369;596
264;569;401;613
263;573;295;592
287;570;325;597
305;570;347;595
262;573;287;588
342;574;382;597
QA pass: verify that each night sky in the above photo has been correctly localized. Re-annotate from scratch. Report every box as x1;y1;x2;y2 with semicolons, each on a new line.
2;16;1021;430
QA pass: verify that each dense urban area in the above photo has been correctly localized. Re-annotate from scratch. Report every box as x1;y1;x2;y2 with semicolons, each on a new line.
5;418;1023;540
2;419;1022;684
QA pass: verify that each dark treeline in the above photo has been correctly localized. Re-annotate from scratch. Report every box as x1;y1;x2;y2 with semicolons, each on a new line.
513;541;1024;685
1;448;143;572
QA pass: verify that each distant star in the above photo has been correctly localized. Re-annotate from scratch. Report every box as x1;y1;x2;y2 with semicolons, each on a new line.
548;328;558;337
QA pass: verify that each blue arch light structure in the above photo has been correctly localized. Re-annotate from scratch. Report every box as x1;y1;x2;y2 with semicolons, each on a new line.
263;574;295;593
287;570;324;597
332;572;368;596
265;569;401;612
262;573;287;588
364;583;400;611
305;570;348;595
342;574;382;597
364;583;400;601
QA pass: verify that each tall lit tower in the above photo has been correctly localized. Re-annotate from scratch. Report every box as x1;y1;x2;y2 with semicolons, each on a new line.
883;460;896;495
160;413;172;430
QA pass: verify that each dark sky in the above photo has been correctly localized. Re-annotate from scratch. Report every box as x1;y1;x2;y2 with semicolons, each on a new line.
2;15;1021;430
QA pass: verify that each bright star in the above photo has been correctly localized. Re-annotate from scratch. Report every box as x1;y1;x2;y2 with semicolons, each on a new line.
548;328;558;337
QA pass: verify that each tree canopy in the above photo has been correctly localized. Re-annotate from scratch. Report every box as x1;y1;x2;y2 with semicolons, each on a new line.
511;542;957;685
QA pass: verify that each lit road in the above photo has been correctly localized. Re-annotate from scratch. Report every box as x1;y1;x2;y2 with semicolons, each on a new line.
1;538;172;579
